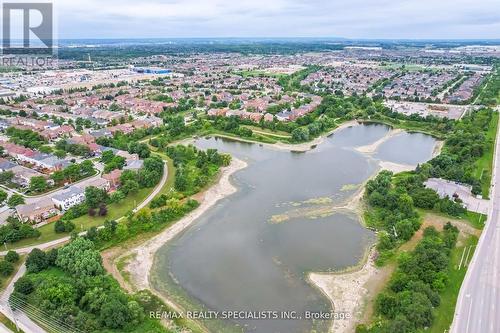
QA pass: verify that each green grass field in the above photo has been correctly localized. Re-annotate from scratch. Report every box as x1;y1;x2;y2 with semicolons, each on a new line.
428;235;478;333
234;70;286;78
242;125;291;138
474;112;499;199
365;117;446;139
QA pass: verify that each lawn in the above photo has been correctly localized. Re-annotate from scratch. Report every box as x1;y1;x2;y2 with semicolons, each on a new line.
209;130;279;144
365;117;446;139
242;125;292;139
416;208;486;230
0;312;25;333
473;111;499;199
428;235;478;333
380;63;433;72
234;70;286;79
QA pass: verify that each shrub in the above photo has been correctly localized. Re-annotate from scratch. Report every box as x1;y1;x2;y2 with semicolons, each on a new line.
0;260;14;276
14;276;34;294
54;220;76;233
26;248;48;273
4;250;20;263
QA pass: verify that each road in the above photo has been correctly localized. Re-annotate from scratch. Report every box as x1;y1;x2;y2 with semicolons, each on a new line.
451;111;500;333
133;160;168;212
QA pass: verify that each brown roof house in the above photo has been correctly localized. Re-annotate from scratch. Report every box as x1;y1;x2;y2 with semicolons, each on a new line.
16;198;59;224
103;169;122;190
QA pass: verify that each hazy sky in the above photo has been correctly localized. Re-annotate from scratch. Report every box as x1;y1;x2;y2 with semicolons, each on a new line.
54;0;500;39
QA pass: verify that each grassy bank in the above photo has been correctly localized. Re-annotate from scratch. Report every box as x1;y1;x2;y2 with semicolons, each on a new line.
364;116;446;139
0;312;25;333
473;111;499;199
428;235;478;333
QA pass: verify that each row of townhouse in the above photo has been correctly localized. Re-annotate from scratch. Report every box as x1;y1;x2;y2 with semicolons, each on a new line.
0;141;71;175
276;96;323;121
0;158;49;188
5;117;74;141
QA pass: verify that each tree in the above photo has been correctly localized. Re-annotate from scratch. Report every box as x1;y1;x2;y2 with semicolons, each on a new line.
98;204;108;216
410;188;439;209
120;170;137;184
54;220;75;233
63;164;81;183
100;298;131;329
0;260;13;276
85;186;108;209
388;315;412;333
127;142;150;159
54;219;66;233
109;191;125;203
121;180;139;195
55;237;104;277
51;170;65;184
14;276;34;295
100;150;115;164
29;176;48;193
80;160;95;176
291;127;310;142
397;193;415;217
127;300;145;325
7;194;24;208
376;292;398;319
0;171;14;183
86;227;98;241
399;291;434;328
0;189;7;203
5;250;20;263
54;150;67;159
26;248;48;273
395;219;418;241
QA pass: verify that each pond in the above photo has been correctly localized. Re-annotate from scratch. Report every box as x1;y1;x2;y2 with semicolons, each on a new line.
151;123;438;333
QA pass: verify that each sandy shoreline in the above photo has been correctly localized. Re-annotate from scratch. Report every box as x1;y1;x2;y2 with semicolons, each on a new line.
355;128;403;154
191;120;362;153
121;157;247;313
308;248;381;333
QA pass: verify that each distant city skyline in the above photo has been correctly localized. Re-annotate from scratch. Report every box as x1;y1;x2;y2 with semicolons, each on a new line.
53;0;499;40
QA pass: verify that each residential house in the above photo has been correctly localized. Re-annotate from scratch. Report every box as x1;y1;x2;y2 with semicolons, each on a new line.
123;159;144;171
51;186;85;211
16;198;59;223
102;169;122;190
85;177;111;192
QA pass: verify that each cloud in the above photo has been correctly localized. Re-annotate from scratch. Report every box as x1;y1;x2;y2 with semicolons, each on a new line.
54;0;500;39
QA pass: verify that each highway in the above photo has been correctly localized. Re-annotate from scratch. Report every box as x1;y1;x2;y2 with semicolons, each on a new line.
451;110;500;333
